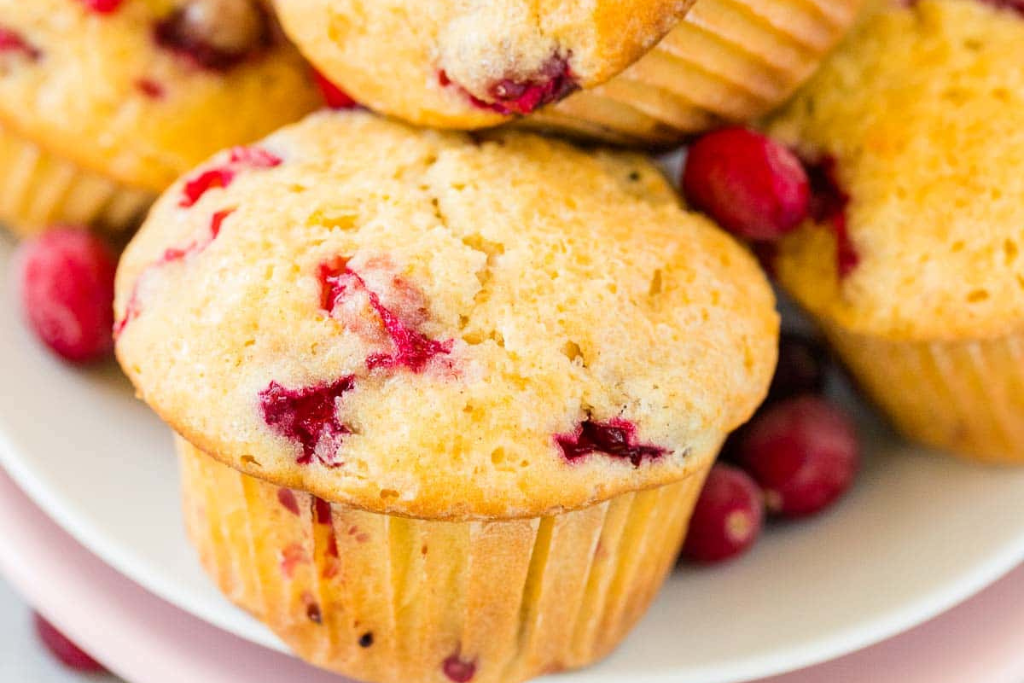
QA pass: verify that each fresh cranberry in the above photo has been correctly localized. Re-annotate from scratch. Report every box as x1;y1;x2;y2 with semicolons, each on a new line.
259;377;355;466
805;156;859;277
319;259;452;373
154;0;270;71
768;332;830;404
556;417;667;468
17;228;116;364
76;0;125;13
34;614;107;673
737;395;859;518
442;651;477;682
0;26;41;60
683;127;810;242
439;55;578;116
312;69;357;109
681;464;763;563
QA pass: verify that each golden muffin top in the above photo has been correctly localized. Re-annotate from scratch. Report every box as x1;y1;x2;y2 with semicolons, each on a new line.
0;0;321;192
768;0;1024;342
272;0;693;129
115;111;777;520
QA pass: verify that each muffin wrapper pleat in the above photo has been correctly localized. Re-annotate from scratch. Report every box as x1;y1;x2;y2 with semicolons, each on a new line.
522;0;864;145
177;436;714;683
0;122;153;238
826;324;1024;464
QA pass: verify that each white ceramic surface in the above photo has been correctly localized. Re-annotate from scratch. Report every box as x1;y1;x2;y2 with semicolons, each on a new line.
5;226;1024;683
4;466;1024;683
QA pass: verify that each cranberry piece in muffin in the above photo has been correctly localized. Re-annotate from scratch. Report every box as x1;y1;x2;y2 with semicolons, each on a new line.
0;26;41;61
179;145;281;207
76;0;125;13
805;156;859;277
440;56;578;116
979;0;1024;15
556;417;667;468
259;377;356;467
319;259;453;373
312;69;358;109
155;0;271;71
277;487;301;515
443;650;477;682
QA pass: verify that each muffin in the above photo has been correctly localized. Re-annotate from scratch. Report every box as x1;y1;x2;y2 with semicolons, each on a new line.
0;0;321;238
272;0;694;129
525;0;866;145
114;111;778;682
767;0;1024;463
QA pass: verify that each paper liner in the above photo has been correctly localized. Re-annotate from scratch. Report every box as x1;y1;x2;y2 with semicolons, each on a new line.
177;436;714;683
826;324;1024;464
0;123;153;238
524;0;864;145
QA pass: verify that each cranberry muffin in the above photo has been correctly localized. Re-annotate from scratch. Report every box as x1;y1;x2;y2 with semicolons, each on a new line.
767;0;1024;463
0;0;320;237
115;111;778;683
526;0;866;145
272;0;694;129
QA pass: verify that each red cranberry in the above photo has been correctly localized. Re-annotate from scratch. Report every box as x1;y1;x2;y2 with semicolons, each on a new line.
34;614;107;673
76;0;125;13
154;0;270;71
439;55;578;116
259;377;355;466
556;417;668;468
312;69;357;109
683;127;810;242
768;332;829;404
805;156;859;277
17;228;116;364
681;464;763;563
0;26;41;60
737;395;859;518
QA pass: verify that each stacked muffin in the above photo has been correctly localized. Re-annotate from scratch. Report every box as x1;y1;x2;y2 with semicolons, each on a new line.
0;0;324;238
765;0;1024;463
6;0;930;681
114;110;778;683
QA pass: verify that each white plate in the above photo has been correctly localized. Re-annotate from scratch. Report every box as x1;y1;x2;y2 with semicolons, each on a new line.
4;227;1024;683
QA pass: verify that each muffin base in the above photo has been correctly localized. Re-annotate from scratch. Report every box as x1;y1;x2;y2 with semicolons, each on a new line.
177;437;714;683
0;122;153;238
826;324;1024;464
523;0;864;146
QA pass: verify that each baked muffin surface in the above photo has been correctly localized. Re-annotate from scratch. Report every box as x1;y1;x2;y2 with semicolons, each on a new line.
116;111;778;518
